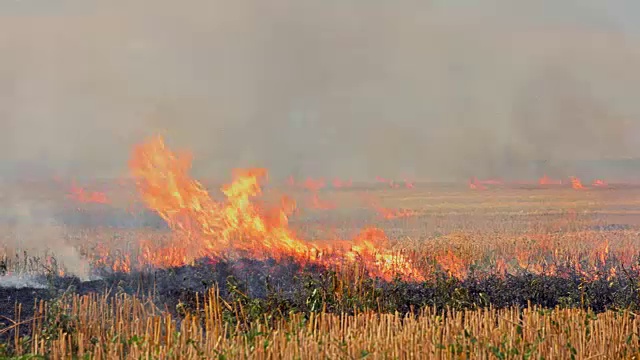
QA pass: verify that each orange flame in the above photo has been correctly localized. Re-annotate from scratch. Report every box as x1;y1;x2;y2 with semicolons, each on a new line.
404;179;415;189
345;228;424;280
539;175;562;186
68;183;109;204
331;178;352;189
294;176;336;210
592;179;608;187
435;250;469;280
362;195;417;220
308;193;337;210
303;177;326;192
129;136;422;281
570;176;584;190
84;135;635;282
468;177;487;190
375;176;400;189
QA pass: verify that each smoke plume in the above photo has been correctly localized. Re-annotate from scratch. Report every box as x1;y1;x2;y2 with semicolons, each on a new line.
1;0;640;181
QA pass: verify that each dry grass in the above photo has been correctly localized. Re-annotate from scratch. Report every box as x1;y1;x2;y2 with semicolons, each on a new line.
2;186;640;280
3;186;640;358
5;287;638;359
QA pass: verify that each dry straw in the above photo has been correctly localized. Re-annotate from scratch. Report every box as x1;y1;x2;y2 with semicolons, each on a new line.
3;286;638;359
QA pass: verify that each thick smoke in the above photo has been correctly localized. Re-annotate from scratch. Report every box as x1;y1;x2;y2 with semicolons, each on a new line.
1;0;640;181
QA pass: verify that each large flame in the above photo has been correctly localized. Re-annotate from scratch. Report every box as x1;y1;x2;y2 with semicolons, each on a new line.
129;136;422;281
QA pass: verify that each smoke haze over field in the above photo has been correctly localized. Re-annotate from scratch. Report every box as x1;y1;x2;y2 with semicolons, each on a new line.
2;0;640;181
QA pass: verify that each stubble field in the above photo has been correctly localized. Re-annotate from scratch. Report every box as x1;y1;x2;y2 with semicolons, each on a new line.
1;143;640;358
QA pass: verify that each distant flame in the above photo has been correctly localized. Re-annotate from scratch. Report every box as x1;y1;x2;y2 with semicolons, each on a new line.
332;178;352;189
404;179;415;189
468;177;487;190
68;183;109;204
363;195;417;220
308;193;337;210
539;175;562;185
570;176;584;190
303;177;326;192
592;179;608;187
375;176;400;188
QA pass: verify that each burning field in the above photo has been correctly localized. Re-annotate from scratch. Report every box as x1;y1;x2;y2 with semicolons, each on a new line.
2;136;640;358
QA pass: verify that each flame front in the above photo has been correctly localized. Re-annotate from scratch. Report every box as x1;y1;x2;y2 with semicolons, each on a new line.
129;136;422;281
539;175;562;185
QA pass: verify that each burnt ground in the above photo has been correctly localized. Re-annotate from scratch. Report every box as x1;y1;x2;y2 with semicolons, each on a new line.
1;257;639;328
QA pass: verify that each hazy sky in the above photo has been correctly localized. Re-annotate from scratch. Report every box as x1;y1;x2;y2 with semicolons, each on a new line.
1;0;640;181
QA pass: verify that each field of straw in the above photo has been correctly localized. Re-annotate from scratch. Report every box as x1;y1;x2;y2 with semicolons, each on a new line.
2;179;640;358
6;288;640;359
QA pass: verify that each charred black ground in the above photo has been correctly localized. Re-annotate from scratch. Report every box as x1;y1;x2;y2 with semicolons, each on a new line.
1;257;639;339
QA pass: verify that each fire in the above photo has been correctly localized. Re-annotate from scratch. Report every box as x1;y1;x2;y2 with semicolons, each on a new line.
68;183;109;204
373;207;416;220
495;258;507;277
303;177;326;192
362;195;417;220
593;239;609;266
404;179;414;189
435;250;469;280
332;178;352;189
345;228;423;280
468;177;487;190
539;175;562;186
374;176;415;189
570;176;584;190
468;177;503;189
294;177;336;210
375;176;400;189
80;135;635;283
129;136;422;281
308;193;337;210
593;179;608;187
